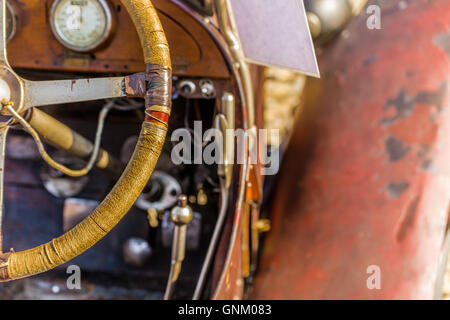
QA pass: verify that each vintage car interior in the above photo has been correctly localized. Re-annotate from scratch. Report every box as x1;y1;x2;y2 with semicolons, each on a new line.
0;0;249;299
1;0;447;302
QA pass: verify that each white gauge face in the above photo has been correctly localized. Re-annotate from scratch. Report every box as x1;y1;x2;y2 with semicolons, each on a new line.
50;0;112;52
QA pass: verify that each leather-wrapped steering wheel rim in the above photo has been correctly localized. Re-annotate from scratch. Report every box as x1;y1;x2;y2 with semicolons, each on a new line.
0;0;172;282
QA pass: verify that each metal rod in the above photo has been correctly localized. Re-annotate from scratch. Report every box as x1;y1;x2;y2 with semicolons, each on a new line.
0;125;8;253
215;0;255;129
0;0;8;66
164;195;193;300
164;226;186;300
192;177;229;300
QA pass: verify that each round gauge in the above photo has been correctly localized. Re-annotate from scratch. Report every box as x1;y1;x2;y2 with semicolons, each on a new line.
50;0;113;52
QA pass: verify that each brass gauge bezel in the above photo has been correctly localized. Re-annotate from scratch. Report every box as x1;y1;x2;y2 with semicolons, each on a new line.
49;0;114;53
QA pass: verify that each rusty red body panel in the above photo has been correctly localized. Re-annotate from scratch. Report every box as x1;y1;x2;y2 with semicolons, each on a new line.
252;0;450;299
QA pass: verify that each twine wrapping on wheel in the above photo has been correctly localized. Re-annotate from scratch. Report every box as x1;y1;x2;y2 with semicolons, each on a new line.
0;0;172;281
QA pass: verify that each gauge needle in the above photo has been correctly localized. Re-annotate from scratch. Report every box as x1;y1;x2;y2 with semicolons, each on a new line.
78;6;83;28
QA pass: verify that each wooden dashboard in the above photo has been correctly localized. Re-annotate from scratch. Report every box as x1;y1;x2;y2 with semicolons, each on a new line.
7;0;230;78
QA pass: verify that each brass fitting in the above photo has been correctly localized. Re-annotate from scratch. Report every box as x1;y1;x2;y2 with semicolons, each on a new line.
165;195;194;299
170;195;193;225
305;0;368;43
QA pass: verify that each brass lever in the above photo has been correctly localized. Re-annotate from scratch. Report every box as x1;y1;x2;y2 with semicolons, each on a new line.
24;107;123;177
164;194;193;300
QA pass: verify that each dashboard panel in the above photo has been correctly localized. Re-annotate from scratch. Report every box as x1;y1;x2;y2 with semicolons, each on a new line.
6;0;230;78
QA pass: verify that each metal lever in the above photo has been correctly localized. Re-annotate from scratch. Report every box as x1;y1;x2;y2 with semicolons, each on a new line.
164;195;193;300
24;106;124;177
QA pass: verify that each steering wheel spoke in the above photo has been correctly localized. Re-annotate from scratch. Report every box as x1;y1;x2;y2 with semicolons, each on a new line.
0;0;8;66
22;77;126;110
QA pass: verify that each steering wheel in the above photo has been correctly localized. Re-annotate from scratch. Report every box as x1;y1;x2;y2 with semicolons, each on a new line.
0;0;171;281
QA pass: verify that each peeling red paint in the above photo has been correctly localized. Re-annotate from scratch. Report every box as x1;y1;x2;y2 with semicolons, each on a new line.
252;0;450;299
